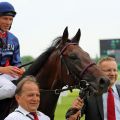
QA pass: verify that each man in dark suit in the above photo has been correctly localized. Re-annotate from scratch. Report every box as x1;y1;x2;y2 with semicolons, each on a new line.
67;57;120;120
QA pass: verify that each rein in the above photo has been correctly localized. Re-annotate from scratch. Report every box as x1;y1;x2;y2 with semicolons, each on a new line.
40;84;81;95
18;61;34;68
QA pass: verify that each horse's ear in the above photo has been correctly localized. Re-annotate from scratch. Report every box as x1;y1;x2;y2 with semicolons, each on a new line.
62;27;68;44
71;29;81;44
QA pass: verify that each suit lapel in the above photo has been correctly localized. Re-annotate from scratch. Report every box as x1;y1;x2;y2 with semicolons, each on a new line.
96;95;104;120
116;84;120;97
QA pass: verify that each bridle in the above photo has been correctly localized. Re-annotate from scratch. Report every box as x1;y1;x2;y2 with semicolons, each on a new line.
40;42;96;94
60;42;96;82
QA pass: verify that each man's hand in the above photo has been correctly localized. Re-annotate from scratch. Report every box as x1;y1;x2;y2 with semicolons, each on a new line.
0;66;25;77
67;110;80;120
66;97;84;120
72;97;84;110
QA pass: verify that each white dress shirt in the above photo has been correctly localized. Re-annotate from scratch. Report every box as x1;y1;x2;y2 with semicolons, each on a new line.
4;106;50;120
0;74;16;100
102;83;120;120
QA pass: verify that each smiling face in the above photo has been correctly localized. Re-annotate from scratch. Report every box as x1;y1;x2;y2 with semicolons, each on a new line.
15;81;40;112
0;16;13;32
99;60;118;87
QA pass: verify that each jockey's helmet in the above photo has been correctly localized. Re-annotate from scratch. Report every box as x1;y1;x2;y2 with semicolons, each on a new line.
0;2;16;17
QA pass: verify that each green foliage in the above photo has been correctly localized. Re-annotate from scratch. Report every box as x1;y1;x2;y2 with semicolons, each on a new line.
21;55;34;70
118;64;120;71
93;55;100;63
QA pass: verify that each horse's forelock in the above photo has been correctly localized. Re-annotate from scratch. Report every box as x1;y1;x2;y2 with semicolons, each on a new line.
51;36;71;49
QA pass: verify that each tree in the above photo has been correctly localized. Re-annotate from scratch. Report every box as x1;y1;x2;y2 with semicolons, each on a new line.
21;55;34;70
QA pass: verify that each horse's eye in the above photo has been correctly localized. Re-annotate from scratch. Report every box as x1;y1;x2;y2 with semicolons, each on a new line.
69;54;78;59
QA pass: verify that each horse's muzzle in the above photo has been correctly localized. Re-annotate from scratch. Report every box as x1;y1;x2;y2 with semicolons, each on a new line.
98;77;110;93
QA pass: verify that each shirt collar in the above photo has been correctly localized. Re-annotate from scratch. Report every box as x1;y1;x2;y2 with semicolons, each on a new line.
0;31;6;38
16;106;29;116
16;106;41;116
111;82;117;94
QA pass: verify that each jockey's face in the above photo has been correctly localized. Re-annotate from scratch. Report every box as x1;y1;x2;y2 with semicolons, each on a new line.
0;16;13;32
15;82;40;112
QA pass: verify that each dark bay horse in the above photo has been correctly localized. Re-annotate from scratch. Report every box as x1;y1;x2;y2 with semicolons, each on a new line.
0;27;109;120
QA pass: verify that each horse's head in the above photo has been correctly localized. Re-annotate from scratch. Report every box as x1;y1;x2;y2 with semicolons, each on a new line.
55;27;110;94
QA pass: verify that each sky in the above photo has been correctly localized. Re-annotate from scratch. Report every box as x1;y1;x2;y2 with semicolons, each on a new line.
1;0;120;58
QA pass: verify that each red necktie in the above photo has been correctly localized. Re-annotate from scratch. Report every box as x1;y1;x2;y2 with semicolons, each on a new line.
107;88;116;120
0;32;6;38
30;112;39;120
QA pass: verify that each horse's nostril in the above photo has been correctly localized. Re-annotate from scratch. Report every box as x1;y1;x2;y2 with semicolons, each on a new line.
99;78;106;87
99;77;110;92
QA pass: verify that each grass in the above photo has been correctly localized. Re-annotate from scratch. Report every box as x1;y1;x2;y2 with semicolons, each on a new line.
54;90;84;120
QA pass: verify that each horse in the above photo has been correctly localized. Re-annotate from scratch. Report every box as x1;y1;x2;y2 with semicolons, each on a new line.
0;27;110;120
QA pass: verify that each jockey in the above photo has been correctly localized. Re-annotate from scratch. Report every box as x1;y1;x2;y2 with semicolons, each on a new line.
0;2;25;100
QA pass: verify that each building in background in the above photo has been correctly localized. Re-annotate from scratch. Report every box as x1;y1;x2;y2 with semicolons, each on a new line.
100;39;120;69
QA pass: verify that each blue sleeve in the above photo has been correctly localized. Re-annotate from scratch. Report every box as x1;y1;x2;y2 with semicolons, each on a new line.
12;37;21;66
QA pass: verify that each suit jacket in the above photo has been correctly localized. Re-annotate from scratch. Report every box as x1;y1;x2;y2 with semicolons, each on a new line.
81;84;120;120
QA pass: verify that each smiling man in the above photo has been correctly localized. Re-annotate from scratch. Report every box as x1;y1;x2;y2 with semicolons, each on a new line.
4;75;50;120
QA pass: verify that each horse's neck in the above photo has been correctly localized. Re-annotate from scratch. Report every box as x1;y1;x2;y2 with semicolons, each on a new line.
37;58;64;119
39;75;61;119
37;57;62;89
38;66;62;118
39;91;60;119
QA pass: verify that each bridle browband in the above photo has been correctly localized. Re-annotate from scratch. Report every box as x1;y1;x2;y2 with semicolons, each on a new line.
60;43;78;54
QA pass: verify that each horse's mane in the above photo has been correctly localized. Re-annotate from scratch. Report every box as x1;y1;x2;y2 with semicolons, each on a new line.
23;37;63;76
